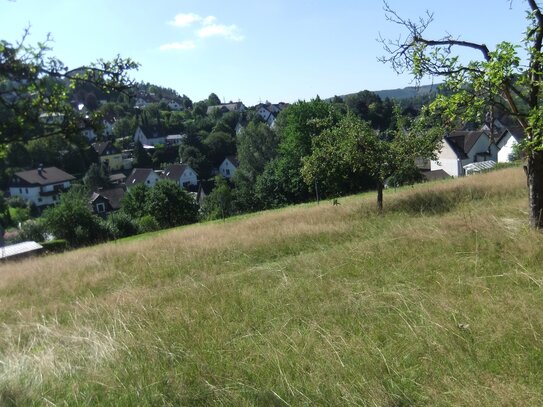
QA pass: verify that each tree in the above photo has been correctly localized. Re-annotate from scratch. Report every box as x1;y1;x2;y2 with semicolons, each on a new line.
133;141;153;167
207;93;221;106
302;112;440;211
201;176;234;220
380;1;543;228
120;183;149;219
83;163;109;191
43;187;109;246
258;99;341;205
203;131;236;167
233;122;280;211
0;31;138;145
145;180;199;228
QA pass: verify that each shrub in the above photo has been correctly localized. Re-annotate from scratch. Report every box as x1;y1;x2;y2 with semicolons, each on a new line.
136;215;160;233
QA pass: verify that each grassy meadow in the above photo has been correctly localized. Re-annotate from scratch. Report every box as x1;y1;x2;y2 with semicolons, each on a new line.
1;167;543;406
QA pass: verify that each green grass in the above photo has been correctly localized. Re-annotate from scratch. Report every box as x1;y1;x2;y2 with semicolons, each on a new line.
1;167;542;406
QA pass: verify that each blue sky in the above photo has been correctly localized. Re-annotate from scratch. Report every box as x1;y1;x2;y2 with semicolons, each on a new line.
1;1;529;106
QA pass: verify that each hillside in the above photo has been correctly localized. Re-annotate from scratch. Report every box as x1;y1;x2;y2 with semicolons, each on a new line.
334;83;440;101
1;167;542;406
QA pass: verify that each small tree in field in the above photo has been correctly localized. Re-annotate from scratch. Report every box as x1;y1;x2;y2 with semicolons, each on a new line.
380;1;543;228
302;112;440;211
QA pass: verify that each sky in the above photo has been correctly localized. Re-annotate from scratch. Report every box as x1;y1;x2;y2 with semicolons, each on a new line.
0;0;530;106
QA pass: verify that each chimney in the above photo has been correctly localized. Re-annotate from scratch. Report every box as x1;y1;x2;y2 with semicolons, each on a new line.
38;163;44;176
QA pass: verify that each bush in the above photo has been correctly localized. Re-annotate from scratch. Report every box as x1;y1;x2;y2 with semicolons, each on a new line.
19;220;48;242
40;239;68;253
6;196;27;208
136;215;160;233
107;212;139;239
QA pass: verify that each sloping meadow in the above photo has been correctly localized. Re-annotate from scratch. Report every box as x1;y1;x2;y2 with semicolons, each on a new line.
1;167;542;406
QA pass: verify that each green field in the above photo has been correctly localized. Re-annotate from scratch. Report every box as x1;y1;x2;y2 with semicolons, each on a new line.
1;167;542;406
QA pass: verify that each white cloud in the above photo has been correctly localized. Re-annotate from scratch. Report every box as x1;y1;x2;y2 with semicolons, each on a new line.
170;13;202;27
159;41;196;51
202;16;217;26
167;13;245;43
197;24;244;41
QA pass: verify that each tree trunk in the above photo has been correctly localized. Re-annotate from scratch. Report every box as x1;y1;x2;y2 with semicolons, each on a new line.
377;182;384;212
527;150;543;228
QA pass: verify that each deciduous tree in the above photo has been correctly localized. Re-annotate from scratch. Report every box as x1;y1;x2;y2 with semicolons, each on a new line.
380;1;543;227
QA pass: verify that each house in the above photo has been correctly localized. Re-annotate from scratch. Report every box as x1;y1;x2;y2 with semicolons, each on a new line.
133;125;166;146
431;130;498;177
125;168;161;189
89;186;125;216
166;134;187;147
496;125;524;163
166;100;182;111
255;102;287;127
219;156;239;179
9;166;75;208
207;102;247;115
92;141;124;172
163;164;198;188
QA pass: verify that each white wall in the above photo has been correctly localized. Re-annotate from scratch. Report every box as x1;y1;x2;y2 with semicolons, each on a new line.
219;159;237;179
179;167;198;186
431;141;462;177
497;134;518;162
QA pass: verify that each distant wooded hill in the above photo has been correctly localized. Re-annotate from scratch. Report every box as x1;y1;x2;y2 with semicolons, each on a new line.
333;83;440;101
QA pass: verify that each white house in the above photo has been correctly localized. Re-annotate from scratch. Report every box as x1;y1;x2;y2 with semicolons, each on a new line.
219;156;239;179
9;166;75;208
167;100;182;111
163;164;198;188
133;125;166;146
431;130;498;177
496;127;524;162
125;168;161;189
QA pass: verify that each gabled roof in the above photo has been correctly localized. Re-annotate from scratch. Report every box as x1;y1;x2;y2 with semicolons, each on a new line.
90;186;125;210
445;130;490;159
126;168;155;186
163;163;196;180
92;141;120;156
11;167;75;187
224;156;239;168
138;124;166;139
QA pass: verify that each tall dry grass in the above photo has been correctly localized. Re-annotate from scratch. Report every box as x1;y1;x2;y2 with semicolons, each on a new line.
1;167;542;406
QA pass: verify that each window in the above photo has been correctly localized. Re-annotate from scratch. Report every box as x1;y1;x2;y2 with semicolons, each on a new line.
226;169;230;175
25;188;28;193
96;203;106;213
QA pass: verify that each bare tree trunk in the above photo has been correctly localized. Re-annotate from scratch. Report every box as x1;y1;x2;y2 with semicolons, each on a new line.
377;182;384;213
528;150;543;228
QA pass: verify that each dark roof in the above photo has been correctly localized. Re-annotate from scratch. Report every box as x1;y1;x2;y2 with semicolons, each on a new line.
11;167;75;187
445;130;489;159
421;169;451;182
126;168;154;186
163;164;195;180
92;141;120;156
225;156;239;168
139;125;166;139
90;186;125;210
496;126;525;144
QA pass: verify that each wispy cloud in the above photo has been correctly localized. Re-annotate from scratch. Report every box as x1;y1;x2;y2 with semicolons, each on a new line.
170;13;202;27
159;41;196;51
197;24;244;41
167;12;244;42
